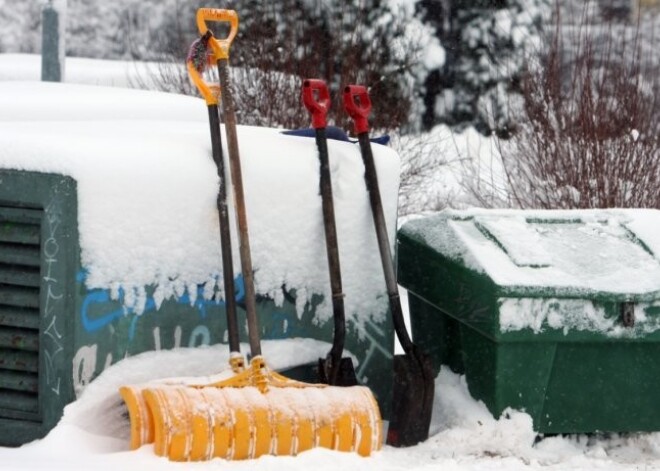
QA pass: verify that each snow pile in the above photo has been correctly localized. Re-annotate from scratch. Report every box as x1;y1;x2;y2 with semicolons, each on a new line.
0;81;400;327
0;53;166;88
425;370;538;461
0;80;204;122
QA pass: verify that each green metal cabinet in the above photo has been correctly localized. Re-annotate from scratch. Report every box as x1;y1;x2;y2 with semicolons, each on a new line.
398;210;660;433
0;169;393;446
0;170;78;445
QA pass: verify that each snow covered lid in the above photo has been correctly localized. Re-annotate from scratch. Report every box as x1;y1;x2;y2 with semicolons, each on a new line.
0;82;400;327
400;209;660;299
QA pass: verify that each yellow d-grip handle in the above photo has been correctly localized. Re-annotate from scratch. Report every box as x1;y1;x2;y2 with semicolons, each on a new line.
187;59;220;105
196;8;238;60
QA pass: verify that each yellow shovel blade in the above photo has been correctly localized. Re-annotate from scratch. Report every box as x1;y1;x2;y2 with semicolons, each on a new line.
121;357;382;460
143;383;382;461
119;385;154;449
119;355;246;450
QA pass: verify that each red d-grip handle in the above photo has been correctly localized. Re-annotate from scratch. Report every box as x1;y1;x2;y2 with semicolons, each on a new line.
343;85;371;134
302;79;330;129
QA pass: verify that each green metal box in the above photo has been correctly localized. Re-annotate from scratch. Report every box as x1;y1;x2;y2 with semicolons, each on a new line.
398;209;660;433
0;169;394;446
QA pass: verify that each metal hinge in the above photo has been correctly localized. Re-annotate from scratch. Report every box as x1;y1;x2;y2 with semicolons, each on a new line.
621;302;635;327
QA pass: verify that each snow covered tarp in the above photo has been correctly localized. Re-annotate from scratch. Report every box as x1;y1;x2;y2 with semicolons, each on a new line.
397;208;660;434
0;81;399;444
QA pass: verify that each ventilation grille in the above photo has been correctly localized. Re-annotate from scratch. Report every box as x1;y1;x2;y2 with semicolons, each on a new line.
0;207;41;421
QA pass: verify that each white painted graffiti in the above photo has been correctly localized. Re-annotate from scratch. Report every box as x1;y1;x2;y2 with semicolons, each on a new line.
152;325;182;350
42;200;64;396
189;325;211;347
356;320;393;383
71;344;97;398
72;324;212;396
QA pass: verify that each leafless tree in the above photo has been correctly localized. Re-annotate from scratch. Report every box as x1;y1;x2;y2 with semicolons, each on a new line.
464;1;660;209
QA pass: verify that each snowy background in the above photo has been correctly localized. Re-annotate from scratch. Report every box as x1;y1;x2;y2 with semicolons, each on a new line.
1;52;660;471
1;0;660;468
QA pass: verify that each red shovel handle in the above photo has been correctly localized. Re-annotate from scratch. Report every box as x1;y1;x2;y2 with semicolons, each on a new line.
302;79;330;129
343;85;371;134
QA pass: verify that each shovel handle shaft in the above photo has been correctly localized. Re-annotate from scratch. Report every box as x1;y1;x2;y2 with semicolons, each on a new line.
344;84;414;353
343;85;371;134
196;8;238;60
356;132;414;353
302;79;331;129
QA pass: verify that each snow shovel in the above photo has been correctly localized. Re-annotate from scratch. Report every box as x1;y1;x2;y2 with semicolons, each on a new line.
117;31;245;451
137;10;383;461
302;79;358;387
343;85;434;447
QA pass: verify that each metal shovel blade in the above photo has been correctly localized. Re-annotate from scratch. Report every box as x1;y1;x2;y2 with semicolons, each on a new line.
387;346;435;447
317;357;358;387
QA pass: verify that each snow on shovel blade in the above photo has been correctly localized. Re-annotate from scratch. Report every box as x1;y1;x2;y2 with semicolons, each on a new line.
143;373;383;461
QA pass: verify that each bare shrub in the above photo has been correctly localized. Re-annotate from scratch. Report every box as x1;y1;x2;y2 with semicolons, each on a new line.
129;59;305;129
498;1;660;209
394;128;474;215
130;1;424;133
457;130;511;209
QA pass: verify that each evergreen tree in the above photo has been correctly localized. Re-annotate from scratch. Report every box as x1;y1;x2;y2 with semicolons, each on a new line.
417;0;550;136
224;0;423;130
0;1;42;53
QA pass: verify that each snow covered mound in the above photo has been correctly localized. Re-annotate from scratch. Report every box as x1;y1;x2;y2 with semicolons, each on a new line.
0;81;400;326
405;208;660;296
0;53;165;88
0;81;207;123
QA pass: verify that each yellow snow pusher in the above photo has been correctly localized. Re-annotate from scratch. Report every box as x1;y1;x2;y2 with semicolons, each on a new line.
118;8;382;461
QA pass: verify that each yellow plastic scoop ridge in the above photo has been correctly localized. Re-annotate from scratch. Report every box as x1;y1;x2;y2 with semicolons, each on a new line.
144;357;381;461
119;351;246;450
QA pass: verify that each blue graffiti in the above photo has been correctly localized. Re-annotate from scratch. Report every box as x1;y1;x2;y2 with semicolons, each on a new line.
80;289;126;332
78;270;245;338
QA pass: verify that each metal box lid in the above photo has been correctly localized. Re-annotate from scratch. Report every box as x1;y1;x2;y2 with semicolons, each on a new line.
399;209;660;300
399;210;660;340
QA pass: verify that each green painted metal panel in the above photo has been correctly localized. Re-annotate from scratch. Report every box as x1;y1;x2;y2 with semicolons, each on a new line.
0;170;78;446
0;349;39;372
0;307;39;330
0;221;40;245
398;210;660;433
0;265;41;287
0;389;39;414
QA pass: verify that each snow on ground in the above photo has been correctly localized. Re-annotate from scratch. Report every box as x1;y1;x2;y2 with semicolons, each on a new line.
0;53;165;88
4;345;660;471
2;55;660;470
